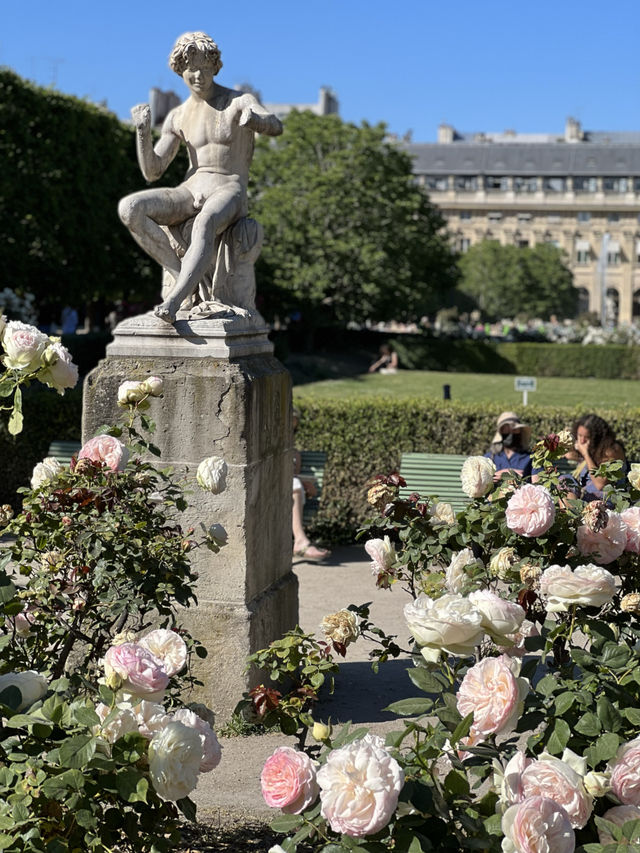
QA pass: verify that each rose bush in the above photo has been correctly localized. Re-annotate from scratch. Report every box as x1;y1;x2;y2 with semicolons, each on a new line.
261;433;640;852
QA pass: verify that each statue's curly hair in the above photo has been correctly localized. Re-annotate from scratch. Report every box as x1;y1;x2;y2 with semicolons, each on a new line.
169;32;223;76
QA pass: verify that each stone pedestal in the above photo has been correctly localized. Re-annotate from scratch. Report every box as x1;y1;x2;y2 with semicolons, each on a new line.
82;313;297;720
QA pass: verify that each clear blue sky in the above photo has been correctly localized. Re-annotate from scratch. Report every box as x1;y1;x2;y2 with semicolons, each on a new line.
2;0;639;141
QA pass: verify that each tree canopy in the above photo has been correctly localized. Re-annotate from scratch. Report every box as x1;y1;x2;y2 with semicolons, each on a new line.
457;240;577;320
249;111;459;327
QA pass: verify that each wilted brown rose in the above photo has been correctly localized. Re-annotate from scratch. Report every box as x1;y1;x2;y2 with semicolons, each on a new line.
581;500;609;534
320;609;360;647
621;593;640;614
489;547;518;580
366;481;395;511
520;564;542;589
0;504;13;525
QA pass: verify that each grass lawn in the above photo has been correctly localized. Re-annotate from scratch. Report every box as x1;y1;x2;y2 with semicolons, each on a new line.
293;370;640;409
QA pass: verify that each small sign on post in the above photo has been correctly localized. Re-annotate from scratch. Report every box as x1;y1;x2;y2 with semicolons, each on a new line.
515;376;537;406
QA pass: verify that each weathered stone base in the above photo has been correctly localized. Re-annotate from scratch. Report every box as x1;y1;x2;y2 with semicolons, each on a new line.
82;315;297;719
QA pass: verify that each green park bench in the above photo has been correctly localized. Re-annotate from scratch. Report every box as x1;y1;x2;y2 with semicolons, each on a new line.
46;440;81;467
299;450;327;525
399;452;470;512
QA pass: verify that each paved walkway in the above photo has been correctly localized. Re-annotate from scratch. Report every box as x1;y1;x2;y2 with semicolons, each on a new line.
192;545;416;818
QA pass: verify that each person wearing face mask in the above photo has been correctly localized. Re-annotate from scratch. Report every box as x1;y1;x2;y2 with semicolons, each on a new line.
485;411;533;481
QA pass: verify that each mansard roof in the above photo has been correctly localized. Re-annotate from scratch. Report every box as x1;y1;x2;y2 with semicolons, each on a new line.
404;142;640;176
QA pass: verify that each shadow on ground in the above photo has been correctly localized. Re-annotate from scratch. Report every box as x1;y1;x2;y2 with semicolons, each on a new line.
315;658;415;723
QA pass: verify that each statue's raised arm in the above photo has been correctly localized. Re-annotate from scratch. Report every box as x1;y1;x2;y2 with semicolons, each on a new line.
118;31;280;324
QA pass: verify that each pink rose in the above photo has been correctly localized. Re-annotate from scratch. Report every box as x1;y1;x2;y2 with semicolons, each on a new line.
505;484;555;537
577;512;627;565
497;620;539;658
609;737;640;806
621;507;640;553
317;734;404;837
518;754;593;828
103;643;169;699
539;563;616;611
598;805;640;845
2;320;48;371
456;655;528;740
502;796;575;853
467;590;525;640
78;435;129;472
261;746;318;814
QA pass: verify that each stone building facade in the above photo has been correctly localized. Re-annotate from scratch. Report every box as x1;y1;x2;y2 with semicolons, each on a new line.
405;119;640;323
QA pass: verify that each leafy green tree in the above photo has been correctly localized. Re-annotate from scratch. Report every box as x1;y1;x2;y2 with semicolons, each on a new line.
249;111;459;332
458;240;577;320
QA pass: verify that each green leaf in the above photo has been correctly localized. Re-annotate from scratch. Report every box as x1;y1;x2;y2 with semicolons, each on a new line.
114;767;148;803
622;707;640;726
56;734;96;769
111;732;147;764
601;642;631;671
270;813;303;833
535;674;558;697
72;706;100;728
41;769;85;800
407;667;447;694
554;692;576;715
385;698;434;716
545;718;570;755
575;712;601;737
451;712;474;746
597;697;622;732
0;573;16;605
0;686;23;712
587;732;620;765
8;387;23;435
444;769;470;797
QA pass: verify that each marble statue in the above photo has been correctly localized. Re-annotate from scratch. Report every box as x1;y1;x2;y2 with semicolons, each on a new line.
118;32;283;323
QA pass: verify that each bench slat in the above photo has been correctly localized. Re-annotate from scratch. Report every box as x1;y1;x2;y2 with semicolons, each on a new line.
399;452;470;512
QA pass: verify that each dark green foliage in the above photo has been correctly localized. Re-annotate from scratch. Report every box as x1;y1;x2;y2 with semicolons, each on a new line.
0;69;186;307
295;398;640;542
0;387;82;508
458;240;577;320
391;336;640;379
250;111;459;328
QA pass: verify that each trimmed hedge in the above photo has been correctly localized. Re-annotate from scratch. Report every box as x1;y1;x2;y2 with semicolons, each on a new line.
0;387;82;508
390;337;640;379
295;397;640;543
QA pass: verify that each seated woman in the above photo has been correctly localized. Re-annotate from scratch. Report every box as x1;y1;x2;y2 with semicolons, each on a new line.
368;344;398;374
565;413;627;501
485;411;533;481
292;409;330;562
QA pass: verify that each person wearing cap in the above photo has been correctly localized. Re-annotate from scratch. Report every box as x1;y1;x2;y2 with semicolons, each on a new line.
485;411;533;481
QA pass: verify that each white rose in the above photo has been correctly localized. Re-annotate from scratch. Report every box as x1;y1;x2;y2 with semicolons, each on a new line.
364;536;395;576
39;342;79;393
141;376;164;397
117;380;147;406
138;628;188;677
196;456;228;494
460;456;495;498
583;770;610;797
0;670;48;711
404;593;484;662
131;700;170;739
31;456;63;489
94;702;139;743
172;708;222;772
445;548;482;593
148;720;202;801
468;589;526;640
430;502;455;525
2;321;48;371
629;463;640;491
207;523;228;547
539;564;616;612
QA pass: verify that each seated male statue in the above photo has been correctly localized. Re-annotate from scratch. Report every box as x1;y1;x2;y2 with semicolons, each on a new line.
118;31;283;323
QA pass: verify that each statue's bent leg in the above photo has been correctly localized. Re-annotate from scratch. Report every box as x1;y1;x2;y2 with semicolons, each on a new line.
154;187;243;323
118;188;195;278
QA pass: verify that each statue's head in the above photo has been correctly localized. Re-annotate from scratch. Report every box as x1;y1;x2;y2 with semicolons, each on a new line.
169;32;223;76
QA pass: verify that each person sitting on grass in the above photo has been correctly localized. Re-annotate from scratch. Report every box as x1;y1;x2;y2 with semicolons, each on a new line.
368;343;398;374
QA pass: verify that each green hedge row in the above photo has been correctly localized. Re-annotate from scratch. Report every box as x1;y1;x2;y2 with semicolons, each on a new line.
391;337;640;379
0;388;82;508
295;398;640;543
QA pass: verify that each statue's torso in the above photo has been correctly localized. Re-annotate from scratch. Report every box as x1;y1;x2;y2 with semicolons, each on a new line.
169;86;254;193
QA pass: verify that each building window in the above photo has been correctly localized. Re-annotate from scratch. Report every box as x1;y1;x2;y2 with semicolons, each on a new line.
459;211;472;220
484;176;509;191
517;239;529;248
573;176;598;193
487;212;503;221
543;177;566;193
577;212;591;222
603;177;629;193
454;175;478;191
607;242;621;265
513;176;538;193
459;237;471;253
576;242;591;264
517;212;532;222
607;213;620;223
424;175;449;191
634;178;640;193
547;215;561;224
